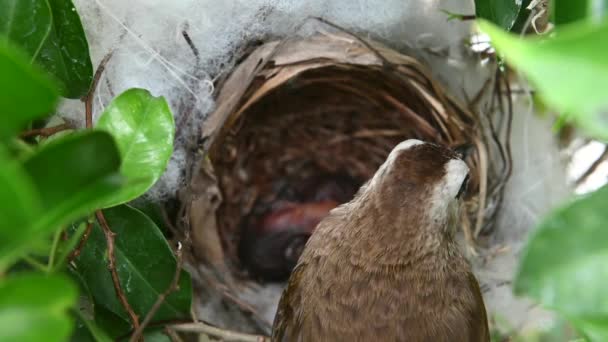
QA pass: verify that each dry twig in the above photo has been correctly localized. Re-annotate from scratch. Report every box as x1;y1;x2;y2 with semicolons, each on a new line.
576;146;608;186
84;51;114;128
67;222;94;263
170;322;270;342
129;243;185;342
20;123;73;138
96;211;141;332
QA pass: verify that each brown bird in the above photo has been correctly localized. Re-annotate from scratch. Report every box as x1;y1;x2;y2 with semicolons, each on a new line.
272;139;489;342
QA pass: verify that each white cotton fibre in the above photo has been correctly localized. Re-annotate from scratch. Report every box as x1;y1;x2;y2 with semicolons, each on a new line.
65;0;477;200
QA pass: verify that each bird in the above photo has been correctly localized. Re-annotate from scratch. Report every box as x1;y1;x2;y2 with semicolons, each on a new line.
239;174;359;281
271;139;490;342
239;200;340;281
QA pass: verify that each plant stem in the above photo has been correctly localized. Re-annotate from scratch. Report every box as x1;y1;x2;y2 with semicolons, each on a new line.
23;256;47;272
47;229;62;272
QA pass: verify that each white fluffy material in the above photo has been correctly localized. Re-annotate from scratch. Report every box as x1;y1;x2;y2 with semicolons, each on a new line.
65;0;478;200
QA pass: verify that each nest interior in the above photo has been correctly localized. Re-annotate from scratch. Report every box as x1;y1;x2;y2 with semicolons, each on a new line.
201;31;492;283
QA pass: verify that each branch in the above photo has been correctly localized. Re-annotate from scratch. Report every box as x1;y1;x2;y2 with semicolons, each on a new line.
67;222;94;263
170;322;270;342
129;243;184;342
20;123;73;138
95;210;140;331
84;51;114;128
576;146;608;186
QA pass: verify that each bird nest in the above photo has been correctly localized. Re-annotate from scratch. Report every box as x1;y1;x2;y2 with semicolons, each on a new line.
176;19;509;331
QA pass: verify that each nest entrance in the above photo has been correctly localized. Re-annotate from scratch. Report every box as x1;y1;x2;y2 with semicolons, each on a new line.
206;53;484;284
214;65;443;278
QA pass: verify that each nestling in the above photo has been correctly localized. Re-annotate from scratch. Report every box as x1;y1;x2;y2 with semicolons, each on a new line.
272;139;489;342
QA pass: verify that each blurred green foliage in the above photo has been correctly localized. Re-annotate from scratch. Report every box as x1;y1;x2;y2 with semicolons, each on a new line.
0;2;190;340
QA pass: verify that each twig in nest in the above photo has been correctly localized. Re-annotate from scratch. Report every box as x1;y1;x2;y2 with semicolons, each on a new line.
163;327;184;342
95;210;141;331
84;51;114;128
130;243;185;342
20;123;73;138
170;322;270;342
67;222;94;263
576;146;608;186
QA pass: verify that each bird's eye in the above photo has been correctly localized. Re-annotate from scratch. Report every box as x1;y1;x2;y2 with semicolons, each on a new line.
456;174;469;199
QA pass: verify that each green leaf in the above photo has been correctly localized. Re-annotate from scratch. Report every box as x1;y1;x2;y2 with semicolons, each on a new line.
0;131;123;269
552;0;607;26
0;147;42;235
571;316;608;342
475;0;530;32
553;1;592;26
0;273;77;342
72;310;112;342
96;89;175;207
0;37;58;139
75;205;192;324
0;0;52;60
23;130;121;213
36;0;93;98
515;185;608;341
0;0;93;98
478;19;608;141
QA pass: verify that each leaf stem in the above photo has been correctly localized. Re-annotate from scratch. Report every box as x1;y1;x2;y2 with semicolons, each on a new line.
23;256;47;272
47;229;62;272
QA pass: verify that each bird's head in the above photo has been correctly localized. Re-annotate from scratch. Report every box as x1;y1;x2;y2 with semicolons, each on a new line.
364;139;470;236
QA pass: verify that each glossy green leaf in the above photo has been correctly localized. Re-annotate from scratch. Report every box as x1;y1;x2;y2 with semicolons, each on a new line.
515;185;608;340
0;37;58;139
36;0;93;98
75;205;192;323
475;0;529;31
0;0;93;98
96;89;175;207
0;131;123;269
71;311;112;342
0;273;77;342
0;0;52;59
479;19;608;141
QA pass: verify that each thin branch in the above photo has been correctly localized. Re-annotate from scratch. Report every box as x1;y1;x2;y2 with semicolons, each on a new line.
20;123;73;138
576;146;608;186
129;243;184;342
95;210;140;331
163;327;184;342
67;222;94;263
170;322;270;342
84;51;114;128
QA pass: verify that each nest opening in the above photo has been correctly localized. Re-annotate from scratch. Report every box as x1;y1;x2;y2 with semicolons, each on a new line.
209;62;480;282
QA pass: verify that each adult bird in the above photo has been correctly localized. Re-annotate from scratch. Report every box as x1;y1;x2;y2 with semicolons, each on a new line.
271;139;489;342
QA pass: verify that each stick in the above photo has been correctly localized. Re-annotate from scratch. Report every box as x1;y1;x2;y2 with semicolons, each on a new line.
84;51;114;128
576;146;608;186
170;322;270;342
20;123;73;138
129;243;184;342
95;210;140;331
67;222;94;263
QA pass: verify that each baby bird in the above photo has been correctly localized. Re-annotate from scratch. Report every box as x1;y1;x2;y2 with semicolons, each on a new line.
272;139;489;342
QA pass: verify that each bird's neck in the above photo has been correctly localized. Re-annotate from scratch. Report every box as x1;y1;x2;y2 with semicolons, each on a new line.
341;188;454;269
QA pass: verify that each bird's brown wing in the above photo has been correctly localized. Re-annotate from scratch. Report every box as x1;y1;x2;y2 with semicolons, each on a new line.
468;272;491;342
271;263;307;342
